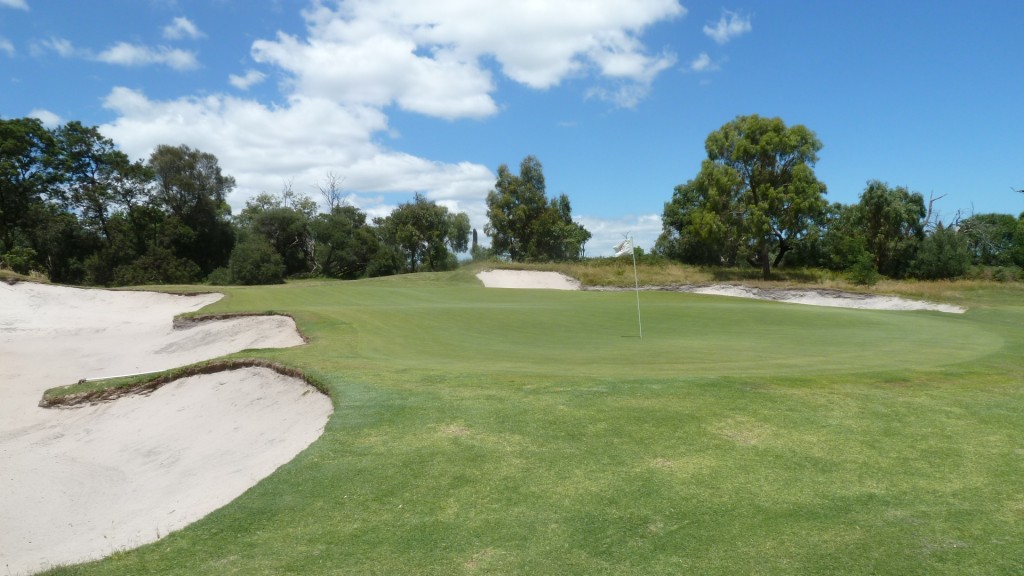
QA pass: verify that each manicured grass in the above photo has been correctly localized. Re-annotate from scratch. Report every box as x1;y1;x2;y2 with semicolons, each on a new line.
43;270;1024;575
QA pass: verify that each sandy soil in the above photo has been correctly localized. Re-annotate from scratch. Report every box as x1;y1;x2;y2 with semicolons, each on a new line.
0;282;332;576
476;269;581;290
476;269;966;313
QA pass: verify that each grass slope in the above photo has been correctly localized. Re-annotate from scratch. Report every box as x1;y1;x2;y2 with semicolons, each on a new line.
44;272;1024;575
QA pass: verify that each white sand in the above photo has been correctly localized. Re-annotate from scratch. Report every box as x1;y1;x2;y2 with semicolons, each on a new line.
476;269;965;313
0;282;332;575
683;284;966;313
476;269;581;290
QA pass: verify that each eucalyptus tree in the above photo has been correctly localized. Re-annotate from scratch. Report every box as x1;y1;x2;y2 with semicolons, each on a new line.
485;155;590;261
0;117;56;253
854;180;926;278
54;122;150;243
375;193;470;273
660;115;828;278
237;188;318;276
310;204;381;279
959;213;1022;267
147;144;236;275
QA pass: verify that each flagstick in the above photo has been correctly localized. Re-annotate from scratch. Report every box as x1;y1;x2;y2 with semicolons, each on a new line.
630;235;643;340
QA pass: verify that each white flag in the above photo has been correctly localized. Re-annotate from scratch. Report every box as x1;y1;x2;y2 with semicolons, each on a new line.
614;238;632;257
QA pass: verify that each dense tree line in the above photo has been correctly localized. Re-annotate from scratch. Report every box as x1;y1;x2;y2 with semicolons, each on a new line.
0;118;471;285
657;115;1024;282
5;115;1019;286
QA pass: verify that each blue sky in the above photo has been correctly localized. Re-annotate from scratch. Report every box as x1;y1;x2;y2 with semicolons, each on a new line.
2;0;1022;255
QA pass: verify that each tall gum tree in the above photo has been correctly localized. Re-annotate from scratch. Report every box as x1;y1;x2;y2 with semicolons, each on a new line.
485;155;590;261
0;118;55;252
664;115;828;278
147;144;236;275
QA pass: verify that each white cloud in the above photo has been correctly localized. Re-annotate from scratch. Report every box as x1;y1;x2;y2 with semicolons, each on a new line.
98;1;685;233
689;52;718;72
99;88;495;229
28;108;62;127
703;10;752;45
229;69;267;90
163;16;204;40
0;37;13;57
576;213;663;257
251;0;685;117
96;42;198;70
0;0;29;10
252;27;498;119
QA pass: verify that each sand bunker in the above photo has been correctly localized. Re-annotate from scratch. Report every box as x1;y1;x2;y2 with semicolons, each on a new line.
476;269;581;290
476;269;965;313
0;282;332;575
674;284;966;313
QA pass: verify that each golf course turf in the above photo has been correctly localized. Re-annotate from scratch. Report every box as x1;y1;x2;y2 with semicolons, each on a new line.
40;270;1024;575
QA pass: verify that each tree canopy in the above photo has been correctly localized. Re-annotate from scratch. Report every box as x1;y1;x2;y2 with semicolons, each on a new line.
148;144;236;276
658;115;828;278
375;193;470;273
485;155;591;262
854;180;926;278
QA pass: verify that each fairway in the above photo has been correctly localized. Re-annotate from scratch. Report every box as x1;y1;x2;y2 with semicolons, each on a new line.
40;272;1024;576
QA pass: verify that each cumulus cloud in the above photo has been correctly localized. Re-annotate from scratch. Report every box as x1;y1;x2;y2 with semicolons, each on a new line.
0;37;13;57
163;16;204;40
229;69;267;90
99;87;495;228
252;0;684;117
98;0;684;230
703;10;752;44
96;42;198;70
0;0;28;10
252;25;498;119
28;108;62;127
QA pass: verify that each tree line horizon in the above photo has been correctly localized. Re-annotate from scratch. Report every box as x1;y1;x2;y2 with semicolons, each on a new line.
2;114;1022;286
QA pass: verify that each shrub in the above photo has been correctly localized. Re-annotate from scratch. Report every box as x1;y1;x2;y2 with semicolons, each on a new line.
993;266;1022;282
206;267;232;285
848;252;880;285
910;224;971;280
1;246;37;275
113;247;202;285
229;238;285;285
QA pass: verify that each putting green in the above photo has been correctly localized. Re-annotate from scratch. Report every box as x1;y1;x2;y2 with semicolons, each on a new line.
217;277;1002;380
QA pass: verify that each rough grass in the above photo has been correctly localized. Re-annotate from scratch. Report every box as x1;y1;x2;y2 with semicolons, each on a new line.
35;267;1024;576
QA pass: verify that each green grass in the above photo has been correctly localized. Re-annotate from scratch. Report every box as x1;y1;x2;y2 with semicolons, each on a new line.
41;269;1024;575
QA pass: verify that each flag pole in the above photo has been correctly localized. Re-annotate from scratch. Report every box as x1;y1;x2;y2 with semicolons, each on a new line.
629;234;643;340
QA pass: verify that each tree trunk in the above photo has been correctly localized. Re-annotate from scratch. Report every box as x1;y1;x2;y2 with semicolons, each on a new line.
760;245;771;279
772;243;789;269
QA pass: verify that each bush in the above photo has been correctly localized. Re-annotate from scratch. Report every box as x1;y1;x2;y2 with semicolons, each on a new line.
206;267;232;285
993;266;1022;282
910;224;971;280
366;245;404;278
847;252;880;285
1;246;37;275
229;238;285;285
113;247;202;285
